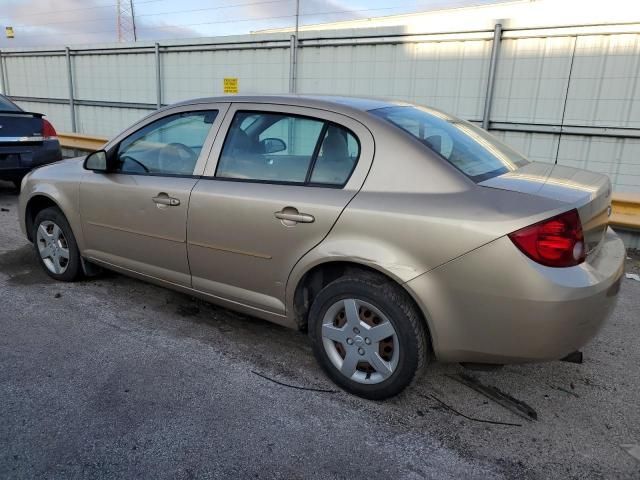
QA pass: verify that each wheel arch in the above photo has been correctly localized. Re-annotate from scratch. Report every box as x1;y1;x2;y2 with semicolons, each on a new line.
24;193;62;242
23;188;84;250
289;259;435;355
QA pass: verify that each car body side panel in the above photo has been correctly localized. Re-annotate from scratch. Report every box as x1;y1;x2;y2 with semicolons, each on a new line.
404;228;625;363
285;184;568;323
79;173;199;287
19;158;85;248
188;103;376;316
77;103;230;287
283;115;577;323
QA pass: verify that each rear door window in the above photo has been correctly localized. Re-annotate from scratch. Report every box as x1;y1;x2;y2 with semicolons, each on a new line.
216;111;360;187
309;125;359;185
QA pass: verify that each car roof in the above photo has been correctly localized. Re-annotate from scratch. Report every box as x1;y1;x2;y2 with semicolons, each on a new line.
172;95;410;118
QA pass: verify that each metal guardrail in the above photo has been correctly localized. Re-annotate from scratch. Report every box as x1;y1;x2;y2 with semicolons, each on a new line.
58;132;107;151
58;132;640;231
611;193;640;231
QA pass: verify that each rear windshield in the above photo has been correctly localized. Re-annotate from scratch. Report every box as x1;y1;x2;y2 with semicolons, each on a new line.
0;95;22;112
0;95;21;112
371;105;528;182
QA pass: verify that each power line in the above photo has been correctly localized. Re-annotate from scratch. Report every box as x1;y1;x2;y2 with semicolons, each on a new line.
1;4;420;41
0;0;169;21
3;0;293;29
1;14;299;40
2;4;398;37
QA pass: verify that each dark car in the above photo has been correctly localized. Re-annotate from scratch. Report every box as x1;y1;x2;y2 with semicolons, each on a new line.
0;94;62;189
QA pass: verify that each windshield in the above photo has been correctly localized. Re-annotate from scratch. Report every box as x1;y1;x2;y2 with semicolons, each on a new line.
371;105;528;182
0;95;21;112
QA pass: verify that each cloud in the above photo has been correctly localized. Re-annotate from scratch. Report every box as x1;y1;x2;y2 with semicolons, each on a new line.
0;0;507;48
0;0;201;48
246;0;365;27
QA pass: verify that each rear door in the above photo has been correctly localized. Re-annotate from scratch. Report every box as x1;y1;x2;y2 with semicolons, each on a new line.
79;103;229;286
187;103;374;314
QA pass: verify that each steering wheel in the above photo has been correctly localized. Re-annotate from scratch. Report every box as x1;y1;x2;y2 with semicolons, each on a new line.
120;155;150;173
158;143;197;174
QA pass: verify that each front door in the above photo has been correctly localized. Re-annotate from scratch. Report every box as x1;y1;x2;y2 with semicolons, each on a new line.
79;105;227;286
187;104;374;314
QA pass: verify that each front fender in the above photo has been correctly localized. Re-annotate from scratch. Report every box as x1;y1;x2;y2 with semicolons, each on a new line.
19;160;85;249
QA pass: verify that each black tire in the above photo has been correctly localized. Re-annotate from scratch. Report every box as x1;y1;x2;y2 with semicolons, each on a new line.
308;273;430;400
32;207;83;282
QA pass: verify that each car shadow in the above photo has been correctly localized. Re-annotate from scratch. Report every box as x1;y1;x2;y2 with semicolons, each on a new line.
0;180;19;198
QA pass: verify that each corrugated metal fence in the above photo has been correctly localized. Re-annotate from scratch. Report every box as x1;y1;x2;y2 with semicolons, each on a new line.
1;23;640;192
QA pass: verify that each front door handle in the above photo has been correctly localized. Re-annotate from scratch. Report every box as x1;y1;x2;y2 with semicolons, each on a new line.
275;207;315;225
152;192;180;206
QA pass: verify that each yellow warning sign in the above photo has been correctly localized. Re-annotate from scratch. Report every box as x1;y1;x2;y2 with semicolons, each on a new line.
5;26;15;39
223;77;238;94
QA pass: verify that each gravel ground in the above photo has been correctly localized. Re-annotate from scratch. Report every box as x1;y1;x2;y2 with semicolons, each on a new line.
1;181;639;479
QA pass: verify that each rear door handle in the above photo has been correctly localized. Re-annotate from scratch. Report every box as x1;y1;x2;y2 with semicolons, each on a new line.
275;208;315;225
152;193;180;206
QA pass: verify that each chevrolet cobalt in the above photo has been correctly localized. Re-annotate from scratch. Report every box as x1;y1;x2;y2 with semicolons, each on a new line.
19;96;625;399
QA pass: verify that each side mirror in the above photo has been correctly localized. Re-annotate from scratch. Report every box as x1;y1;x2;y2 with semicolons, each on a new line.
260;137;286;154
83;150;109;172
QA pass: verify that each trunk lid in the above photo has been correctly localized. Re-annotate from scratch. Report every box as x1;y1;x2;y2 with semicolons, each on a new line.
0;111;44;144
479;161;612;257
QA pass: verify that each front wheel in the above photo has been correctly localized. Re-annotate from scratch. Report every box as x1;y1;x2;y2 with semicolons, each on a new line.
308;274;429;400
32;207;83;282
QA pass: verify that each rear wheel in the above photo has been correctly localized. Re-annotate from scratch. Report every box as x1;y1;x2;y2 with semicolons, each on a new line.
308;273;429;400
32;207;82;282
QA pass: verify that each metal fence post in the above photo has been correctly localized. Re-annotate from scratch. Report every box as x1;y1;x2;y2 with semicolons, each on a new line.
155;42;161;109
65;46;77;133
0;50;8;96
482;23;502;130
289;35;297;93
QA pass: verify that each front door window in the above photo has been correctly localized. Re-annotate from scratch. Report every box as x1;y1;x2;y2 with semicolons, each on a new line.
116;111;218;176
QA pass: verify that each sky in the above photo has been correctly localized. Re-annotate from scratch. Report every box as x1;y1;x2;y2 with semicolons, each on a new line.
0;0;507;48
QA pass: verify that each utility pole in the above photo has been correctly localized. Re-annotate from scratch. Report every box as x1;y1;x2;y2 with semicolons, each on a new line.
290;0;300;93
295;0;300;41
116;0;137;42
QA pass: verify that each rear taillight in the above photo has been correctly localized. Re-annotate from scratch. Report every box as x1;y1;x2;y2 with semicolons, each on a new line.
42;119;57;139
508;209;586;267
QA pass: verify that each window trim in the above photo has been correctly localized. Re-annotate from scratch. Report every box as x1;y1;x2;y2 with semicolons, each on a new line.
304;122;329;184
213;109;361;189
108;109;220;178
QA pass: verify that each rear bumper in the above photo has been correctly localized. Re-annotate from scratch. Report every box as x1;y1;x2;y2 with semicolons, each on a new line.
406;227;625;363
0;139;62;178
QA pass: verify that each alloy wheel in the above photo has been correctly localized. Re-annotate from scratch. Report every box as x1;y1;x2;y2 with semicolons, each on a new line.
36;220;70;275
321;298;399;384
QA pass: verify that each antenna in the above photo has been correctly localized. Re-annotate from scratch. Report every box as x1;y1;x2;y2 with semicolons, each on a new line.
116;0;137;42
